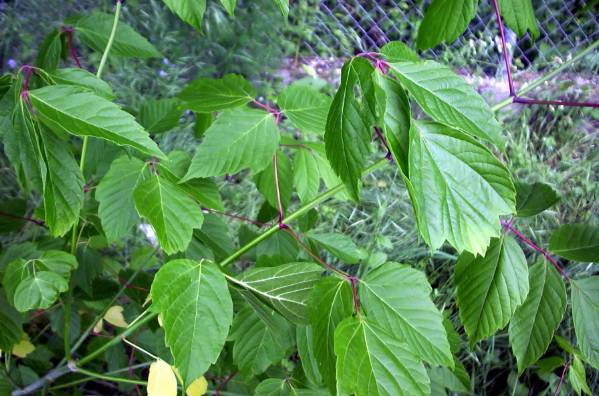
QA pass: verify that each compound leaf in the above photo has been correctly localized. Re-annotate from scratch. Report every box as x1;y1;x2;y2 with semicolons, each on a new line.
293;149;320;204
178;74;255;113
253;150;293;212
277;84;331;134
14;271;68;312
498;0;540;40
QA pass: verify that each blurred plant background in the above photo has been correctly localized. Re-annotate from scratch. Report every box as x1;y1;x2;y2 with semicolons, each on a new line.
1;0;598;394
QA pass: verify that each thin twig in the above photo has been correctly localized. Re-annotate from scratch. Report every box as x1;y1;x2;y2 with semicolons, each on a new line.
551;359;571;396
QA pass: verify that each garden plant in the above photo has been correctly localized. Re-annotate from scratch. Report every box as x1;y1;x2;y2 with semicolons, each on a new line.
0;0;598;395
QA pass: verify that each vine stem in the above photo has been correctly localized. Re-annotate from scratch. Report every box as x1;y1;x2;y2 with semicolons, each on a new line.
64;0;123;363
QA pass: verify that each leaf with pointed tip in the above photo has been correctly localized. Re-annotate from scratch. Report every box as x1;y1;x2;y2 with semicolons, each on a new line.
219;0;236;16
509;260;566;374
456;236;529;344
178;74;255;113
360;263;453;367
296;325;323;386
75;11;161;58
307;277;353;393
162;0;206;31
408;121;515;255
568;354;592;395
277;85;331;134
324;57;375;201
230;305;293;377
417;0;478;50
138;98;183;134
571;276;599;369
335;317;430;396
134;175;203;255
182;108;278;180
253;150;293;212
96;156;150;242
380;41;419;63
498;0;540;40
306;232;364;264
49;68;114;99
293;149;320;204
548;224;599;262
150;259;233;386
35;29;64;71
231;262;322;324
29;85;165;158
40;127;84;237
515;181;559;217
388;61;504;147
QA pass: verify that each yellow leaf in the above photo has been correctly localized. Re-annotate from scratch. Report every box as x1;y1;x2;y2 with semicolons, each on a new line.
186;376;208;396
93;318;104;333
158;314;163;327
104;305;128;328
12;333;35;358
147;359;178;396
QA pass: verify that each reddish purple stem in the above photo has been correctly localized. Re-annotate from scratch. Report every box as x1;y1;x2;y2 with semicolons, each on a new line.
551;359;571;396
513;96;599;108
374;127;393;162
62;28;82;68
491;0;516;96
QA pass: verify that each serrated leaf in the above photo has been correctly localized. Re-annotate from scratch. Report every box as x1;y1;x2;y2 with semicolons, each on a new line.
307;277;353;393
568;354;591;395
29;85;165;159
39;127;84;237
134;175;203;255
293;149;320;204
253;150;293;211
150;259;233;385
360;263;453;367
380;41;419;63
498;0;540;40
407;121;515;255
138;98;183;134
571;276;599;369
75;11;161;58
147;359;177;396
193;213;234;261
296;325;323;386
388;61;504;147
306;232;364;264
417;0;478;50
455;236;529;344
182;108;278;180
96;156;150;242
230;305;293;377
256;231;299;267
548;224;599;262
162;0;206;31
35;29;64;71
335;317;430;396
277;84;331;134
429;360;470;394
231;262;322;324
49;68;114;99
219;0;236;16
324;57;375;201
178;74;255;113
0;294;23;351
509;260;566;374
14;271;68;312
515;181;559;217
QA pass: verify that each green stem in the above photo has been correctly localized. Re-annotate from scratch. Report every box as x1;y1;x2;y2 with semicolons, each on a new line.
70;367;147;386
64;0;123;362
47;363;151;391
219;157;388;268
492;39;599;112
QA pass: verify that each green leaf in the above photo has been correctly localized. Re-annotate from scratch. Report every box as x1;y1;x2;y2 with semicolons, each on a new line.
515;181;559;217
277;84;331;134
35;29;64;71
178;74;255;113
193;214;234;261
273;0;289;18
335;317;430;396
256;231;299;267
548;224;599;262
571;276;599;369
324;57;375;201
162;0;206;31
408;121;515;255
193;112;213;138
40;127;84;237
429;360;471;394
133;175;203;255
388;61;504;147
509;260;566;374
29;85;165;159
293;149;320;204
230;305;293;377
182;108;279;180
455;236;529;344
498;0;540;40
372;72;411;175
296;325;323;386
96;156;150;242
49;68;114;99
75;11;161;58
231;262;323;324
0;294;22;351
14;271;68;312
150;259;233;385
0;199;27;233
138;98;183;134
417;0;478;50
253;150;293;211
360;263;453;367
568;354;592;395
306;232;364;264
307;277;353;393
380;41;419;63
254;379;322;396
219;0;237;16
